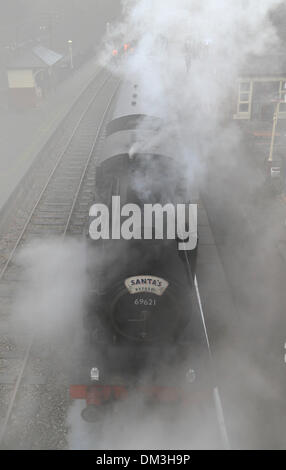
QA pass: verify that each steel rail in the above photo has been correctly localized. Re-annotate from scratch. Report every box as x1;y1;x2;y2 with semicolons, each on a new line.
0;72;111;282
0;75;119;447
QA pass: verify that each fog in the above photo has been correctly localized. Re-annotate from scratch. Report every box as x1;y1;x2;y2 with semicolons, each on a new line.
98;0;282;196
11;238;88;340
67;0;285;450
1;0;286;450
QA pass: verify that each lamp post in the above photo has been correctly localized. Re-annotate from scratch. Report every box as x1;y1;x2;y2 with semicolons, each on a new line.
68;40;73;70
268;99;284;163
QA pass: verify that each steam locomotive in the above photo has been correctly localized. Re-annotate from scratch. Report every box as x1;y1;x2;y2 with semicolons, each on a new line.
70;80;209;423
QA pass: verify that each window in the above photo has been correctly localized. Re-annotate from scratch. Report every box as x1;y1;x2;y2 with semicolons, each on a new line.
240;82;251;92
234;80;253;119
240;93;249;101
239;103;249;113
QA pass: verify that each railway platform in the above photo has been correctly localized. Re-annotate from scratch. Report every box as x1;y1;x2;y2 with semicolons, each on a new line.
0;55;102;213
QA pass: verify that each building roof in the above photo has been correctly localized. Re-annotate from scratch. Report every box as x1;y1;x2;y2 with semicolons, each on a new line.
7;45;63;70
240;53;286;78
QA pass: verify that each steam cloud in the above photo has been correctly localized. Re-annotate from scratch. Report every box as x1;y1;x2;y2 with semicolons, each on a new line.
11;0;284;450
12;238;87;340
102;0;281;148
99;0;282;195
66;0;285;450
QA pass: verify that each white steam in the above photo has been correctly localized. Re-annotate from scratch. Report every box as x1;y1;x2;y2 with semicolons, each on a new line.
10;0;283;450
99;0;283;193
103;0;281;132
76;0;285;450
12;238;88;339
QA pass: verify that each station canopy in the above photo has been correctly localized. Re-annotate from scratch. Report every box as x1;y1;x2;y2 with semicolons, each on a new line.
7;45;63;69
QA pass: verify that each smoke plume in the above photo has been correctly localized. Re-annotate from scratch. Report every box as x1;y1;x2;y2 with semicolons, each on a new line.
66;0;286;450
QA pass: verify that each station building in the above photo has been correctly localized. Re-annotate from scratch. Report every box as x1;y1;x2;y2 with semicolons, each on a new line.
6;45;63;109
233;53;286;129
233;53;286;191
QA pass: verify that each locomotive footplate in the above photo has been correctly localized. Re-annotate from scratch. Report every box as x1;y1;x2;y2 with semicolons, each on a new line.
70;383;193;405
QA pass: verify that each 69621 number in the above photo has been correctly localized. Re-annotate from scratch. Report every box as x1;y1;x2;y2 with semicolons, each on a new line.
134;298;157;306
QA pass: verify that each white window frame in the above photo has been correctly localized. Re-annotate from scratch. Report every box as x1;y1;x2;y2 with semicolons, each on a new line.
233;80;253;120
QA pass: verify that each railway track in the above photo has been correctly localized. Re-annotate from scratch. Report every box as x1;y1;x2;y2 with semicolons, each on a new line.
0;69;119;448
0;67;109;268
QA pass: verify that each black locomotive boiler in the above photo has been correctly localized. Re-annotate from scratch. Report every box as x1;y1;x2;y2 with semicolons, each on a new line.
70;80;209;423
